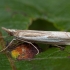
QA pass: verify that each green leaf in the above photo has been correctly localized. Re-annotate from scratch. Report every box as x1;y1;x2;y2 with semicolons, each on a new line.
0;54;12;70
0;0;32;30
14;0;70;31
29;19;58;31
0;0;70;70
0;0;70;31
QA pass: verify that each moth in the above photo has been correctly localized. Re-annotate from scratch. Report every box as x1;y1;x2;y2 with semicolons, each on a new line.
1;27;70;60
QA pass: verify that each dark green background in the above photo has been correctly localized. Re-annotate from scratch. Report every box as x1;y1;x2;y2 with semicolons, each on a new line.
0;0;70;70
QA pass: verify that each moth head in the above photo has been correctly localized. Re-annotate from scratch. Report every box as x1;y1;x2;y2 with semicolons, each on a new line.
2;27;17;36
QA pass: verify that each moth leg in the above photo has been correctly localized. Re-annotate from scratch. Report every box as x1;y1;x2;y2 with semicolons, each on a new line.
0;38;16;52
54;45;65;50
16;38;39;55
54;45;70;55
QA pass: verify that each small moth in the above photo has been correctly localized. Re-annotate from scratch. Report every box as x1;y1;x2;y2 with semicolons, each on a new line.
1;27;70;60
2;27;70;45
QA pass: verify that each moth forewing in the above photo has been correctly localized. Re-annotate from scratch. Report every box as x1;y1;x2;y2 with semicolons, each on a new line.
2;27;70;45
1;27;70;60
